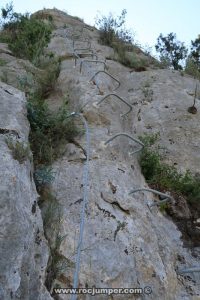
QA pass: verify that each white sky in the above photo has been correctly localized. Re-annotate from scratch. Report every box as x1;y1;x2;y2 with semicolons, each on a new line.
1;0;199;52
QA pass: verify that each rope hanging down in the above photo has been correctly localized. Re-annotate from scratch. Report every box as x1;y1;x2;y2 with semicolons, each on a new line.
69;112;90;300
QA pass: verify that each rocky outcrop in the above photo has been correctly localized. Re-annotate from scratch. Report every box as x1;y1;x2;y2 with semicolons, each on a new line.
125;69;200;174
42;15;200;299
0;43;41;93
0;82;51;300
0;8;200;300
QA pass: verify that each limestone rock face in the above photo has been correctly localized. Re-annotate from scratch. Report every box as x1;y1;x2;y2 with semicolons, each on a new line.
125;69;200;174
43;16;200;299
0;82;52;300
0;43;40;92
1;8;200;300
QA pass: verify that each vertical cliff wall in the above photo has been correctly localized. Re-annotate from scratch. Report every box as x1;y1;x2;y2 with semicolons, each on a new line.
0;82;52;300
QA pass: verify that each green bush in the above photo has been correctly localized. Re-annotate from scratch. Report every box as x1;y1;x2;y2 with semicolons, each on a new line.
0;3;52;65
190;35;200;70
39;191;70;292
179;171;200;203
34;166;55;191
9;13;80;170
0;58;7;66
139;133;160;180
185;56;200;80
17;55;60;99
139;134;200;207
27;97;79;166
95;10;150;70
155;33;188;70
95;9;134;47
36;57;61;98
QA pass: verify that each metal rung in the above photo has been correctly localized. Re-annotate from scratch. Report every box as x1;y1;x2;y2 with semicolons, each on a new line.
90;71;121;91
74;48;95;66
78;52;98;60
78;53;98;60
149;197;172;207
80;60;107;73
73;52;98;66
73;52;81;66
104;133;144;154
97;93;132;117
129;188;174;206
74;49;95;59
74;47;93;53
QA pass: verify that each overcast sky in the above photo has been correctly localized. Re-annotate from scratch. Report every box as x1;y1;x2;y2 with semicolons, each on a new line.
1;0;199;52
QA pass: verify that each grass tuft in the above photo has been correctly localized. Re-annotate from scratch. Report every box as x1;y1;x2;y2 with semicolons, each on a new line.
5;137;31;164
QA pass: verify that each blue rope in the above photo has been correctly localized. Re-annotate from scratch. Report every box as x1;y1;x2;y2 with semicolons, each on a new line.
70;112;90;300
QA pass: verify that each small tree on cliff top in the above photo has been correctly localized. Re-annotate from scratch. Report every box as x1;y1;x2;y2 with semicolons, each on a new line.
155;32;188;70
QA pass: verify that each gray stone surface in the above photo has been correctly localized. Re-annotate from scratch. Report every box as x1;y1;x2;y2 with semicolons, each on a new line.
1;8;200;300
44;20;200;299
0;83;52;300
0;48;39;91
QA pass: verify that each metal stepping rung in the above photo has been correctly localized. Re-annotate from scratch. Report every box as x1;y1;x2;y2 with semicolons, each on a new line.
97;93;132;117
104;133;144;155
73;52;81;66
90;70;121;91
74;47;93;52
129;188;175;206
73;52;98;66
80;60;107;73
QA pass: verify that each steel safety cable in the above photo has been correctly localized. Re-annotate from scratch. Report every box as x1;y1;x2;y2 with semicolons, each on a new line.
69;112;90;300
